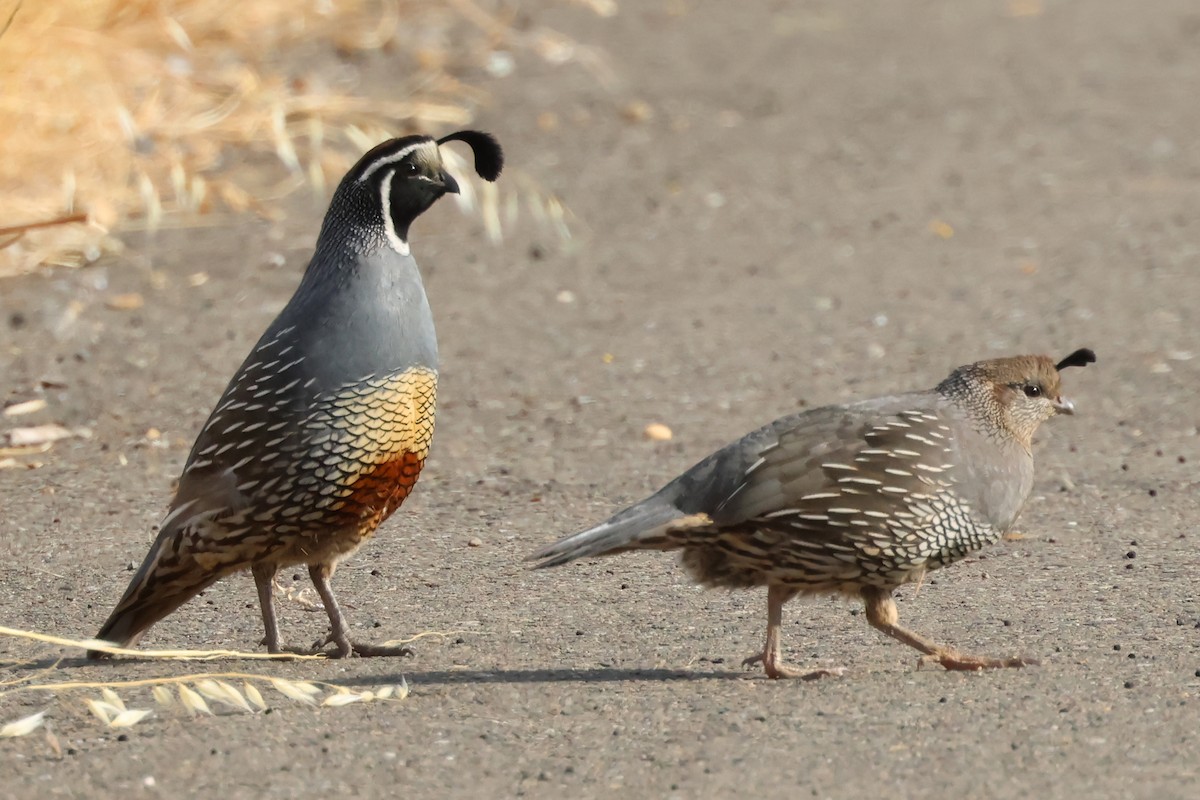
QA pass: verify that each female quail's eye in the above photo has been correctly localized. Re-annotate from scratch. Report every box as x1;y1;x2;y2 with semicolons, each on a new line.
1023;384;1042;398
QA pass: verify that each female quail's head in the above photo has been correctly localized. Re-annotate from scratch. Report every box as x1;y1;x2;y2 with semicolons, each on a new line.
938;347;1096;448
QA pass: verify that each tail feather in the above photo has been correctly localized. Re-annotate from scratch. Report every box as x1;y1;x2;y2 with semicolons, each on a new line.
530;500;711;568
87;539;223;659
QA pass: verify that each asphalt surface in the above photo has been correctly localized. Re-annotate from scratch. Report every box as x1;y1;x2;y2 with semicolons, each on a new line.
2;1;1199;797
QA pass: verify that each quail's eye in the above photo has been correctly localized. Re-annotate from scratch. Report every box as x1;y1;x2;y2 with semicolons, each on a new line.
398;161;420;176
1023;384;1042;398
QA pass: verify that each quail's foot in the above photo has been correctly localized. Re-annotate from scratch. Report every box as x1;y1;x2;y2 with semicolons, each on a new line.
303;632;414;659
257;637;306;660
918;649;1038;671
741;652;845;681
863;588;1039;672
742;585;847;679
299;564;413;657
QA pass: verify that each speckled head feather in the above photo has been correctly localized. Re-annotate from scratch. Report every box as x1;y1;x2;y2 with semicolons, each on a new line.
978;354;1065;397
939;350;1094;448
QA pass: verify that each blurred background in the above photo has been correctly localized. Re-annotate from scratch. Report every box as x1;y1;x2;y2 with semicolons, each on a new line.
2;2;1199;797
0;0;606;276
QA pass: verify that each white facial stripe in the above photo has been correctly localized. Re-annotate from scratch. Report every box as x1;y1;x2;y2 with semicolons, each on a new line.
378;171;411;256
356;141;435;184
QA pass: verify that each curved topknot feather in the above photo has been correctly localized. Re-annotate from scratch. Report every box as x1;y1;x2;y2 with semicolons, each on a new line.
437;130;504;181
1055;348;1096;371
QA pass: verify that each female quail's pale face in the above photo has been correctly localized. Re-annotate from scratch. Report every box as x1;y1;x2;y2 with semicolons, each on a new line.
983;356;1070;443
1007;379;1059;430
1003;359;1080;441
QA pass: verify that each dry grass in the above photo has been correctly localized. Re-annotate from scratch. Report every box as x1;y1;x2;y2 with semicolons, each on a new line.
0;0;610;277
1;672;413;742
0;623;447;741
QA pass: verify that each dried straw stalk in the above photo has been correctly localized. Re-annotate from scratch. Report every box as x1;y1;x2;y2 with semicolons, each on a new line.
0;0;604;276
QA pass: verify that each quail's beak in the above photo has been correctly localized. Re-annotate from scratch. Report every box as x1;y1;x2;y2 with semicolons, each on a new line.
1052;395;1075;415
440;171;460;195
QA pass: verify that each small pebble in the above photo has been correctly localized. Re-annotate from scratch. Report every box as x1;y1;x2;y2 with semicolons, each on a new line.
467;537;483;548
644;422;673;441
105;293;145;311
622;99;654;123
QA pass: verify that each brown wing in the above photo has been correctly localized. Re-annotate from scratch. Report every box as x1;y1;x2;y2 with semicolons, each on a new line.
679;403;991;591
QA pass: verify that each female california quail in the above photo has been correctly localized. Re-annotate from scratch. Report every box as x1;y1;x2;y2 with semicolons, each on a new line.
532;349;1095;678
89;131;503;658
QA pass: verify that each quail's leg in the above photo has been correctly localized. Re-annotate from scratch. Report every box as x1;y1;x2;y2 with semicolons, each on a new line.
308;562;413;658
252;563;286;654
861;586;1037;671
742;585;844;680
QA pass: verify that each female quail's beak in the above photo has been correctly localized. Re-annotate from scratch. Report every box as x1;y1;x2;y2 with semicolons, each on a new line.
1052;395;1075;415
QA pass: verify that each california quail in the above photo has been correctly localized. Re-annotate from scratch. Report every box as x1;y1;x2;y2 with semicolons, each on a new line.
532;349;1095;678
89;131;503;658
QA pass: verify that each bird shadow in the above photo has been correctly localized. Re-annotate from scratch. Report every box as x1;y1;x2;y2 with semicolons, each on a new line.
1;657;754;686
347;666;750;686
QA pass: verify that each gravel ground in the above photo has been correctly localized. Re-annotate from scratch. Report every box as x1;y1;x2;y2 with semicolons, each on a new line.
2;1;1199;797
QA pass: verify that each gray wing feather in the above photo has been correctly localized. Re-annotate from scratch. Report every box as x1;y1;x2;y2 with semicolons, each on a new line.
531;392;940;566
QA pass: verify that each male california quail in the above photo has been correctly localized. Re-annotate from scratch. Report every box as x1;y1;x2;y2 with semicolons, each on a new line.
532;349;1095;678
89;131;503;658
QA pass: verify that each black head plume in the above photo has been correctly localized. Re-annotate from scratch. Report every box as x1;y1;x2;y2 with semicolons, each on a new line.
1055;348;1096;371
436;130;504;182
